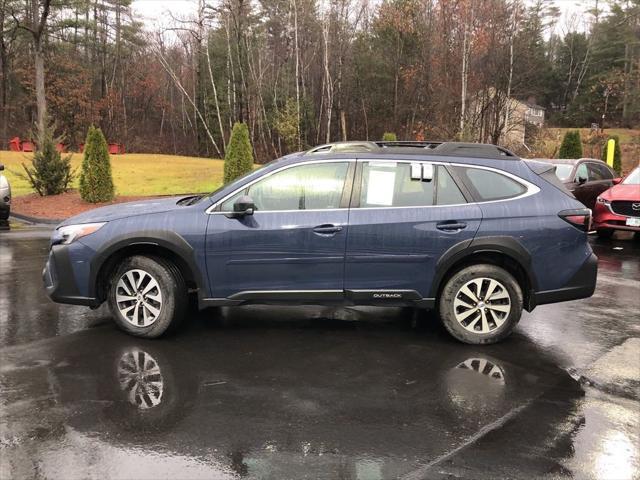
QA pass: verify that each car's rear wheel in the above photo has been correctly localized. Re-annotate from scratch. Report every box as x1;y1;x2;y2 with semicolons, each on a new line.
439;264;523;345
597;228;614;238
108;255;187;338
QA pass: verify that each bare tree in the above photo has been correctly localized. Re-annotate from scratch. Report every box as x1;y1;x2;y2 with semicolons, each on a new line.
15;0;52;137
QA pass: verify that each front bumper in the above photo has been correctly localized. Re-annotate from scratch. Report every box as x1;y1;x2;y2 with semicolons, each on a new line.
43;245;99;306
593;202;640;232
532;253;598;307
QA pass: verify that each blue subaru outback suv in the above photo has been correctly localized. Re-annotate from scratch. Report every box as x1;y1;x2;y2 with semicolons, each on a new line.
44;141;597;344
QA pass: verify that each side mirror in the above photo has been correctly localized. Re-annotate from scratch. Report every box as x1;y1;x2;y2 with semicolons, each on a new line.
613;177;622;185
576;175;587;185
225;195;255;218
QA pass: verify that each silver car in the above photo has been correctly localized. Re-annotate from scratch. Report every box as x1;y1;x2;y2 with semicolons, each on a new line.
0;164;10;221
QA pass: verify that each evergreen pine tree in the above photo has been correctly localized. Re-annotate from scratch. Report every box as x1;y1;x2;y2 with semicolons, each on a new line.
224;122;254;184
21;121;74;196
558;130;583;159
79;126;115;203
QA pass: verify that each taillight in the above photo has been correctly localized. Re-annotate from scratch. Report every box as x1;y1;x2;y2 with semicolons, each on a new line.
559;208;592;232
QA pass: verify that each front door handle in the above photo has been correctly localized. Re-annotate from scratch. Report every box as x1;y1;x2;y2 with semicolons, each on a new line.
436;221;467;232
313;224;343;235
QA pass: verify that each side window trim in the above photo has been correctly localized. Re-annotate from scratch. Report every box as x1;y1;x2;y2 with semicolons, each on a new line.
340;161;357;208
209;159;354;213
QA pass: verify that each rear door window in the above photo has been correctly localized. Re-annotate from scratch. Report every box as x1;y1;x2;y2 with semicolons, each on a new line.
357;162;468;208
454;167;526;201
359;161;434;207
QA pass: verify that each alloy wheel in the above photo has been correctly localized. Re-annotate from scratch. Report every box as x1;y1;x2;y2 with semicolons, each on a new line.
115;269;163;327
453;277;511;334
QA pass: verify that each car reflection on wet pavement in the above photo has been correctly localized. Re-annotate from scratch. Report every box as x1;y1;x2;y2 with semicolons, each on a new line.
1;228;639;479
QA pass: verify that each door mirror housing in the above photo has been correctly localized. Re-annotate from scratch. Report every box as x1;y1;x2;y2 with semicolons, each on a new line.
226;195;255;218
613;177;622;185
576;175;587;185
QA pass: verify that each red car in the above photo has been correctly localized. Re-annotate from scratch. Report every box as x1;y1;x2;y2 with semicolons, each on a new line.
593;166;640;237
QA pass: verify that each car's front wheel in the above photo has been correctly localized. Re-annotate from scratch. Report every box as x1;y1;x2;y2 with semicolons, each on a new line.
108;255;187;338
439;264;523;345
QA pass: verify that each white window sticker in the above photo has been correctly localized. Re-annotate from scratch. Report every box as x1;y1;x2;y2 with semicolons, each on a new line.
366;169;396;206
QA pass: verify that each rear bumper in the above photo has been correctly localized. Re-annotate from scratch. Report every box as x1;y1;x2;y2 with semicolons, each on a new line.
532;253;598;307
43;245;99;307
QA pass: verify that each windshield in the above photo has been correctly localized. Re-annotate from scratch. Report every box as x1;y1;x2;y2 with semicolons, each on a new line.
622;167;640;185
553;164;574;182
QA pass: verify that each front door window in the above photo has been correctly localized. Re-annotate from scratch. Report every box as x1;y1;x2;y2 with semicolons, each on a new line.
222;162;350;212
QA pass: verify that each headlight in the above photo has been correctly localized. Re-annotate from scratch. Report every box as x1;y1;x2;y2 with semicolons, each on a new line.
596;197;610;205
56;222;106;245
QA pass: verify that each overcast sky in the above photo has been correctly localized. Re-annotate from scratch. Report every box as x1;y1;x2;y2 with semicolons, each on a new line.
131;0;593;34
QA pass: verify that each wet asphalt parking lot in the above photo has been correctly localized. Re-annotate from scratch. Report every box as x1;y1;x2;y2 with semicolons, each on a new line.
0;225;639;480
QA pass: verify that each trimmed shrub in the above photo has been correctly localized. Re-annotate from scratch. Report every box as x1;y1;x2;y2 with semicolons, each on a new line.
21;122;74;196
558;130;583;159
382;132;397;141
80;126;114;203
601;135;622;174
224;122;254;184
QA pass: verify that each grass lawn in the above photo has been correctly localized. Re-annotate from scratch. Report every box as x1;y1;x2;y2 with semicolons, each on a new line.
0;151;230;197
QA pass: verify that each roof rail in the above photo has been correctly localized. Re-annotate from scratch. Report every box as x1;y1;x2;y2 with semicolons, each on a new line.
305;141;518;159
433;142;517;158
306;141;379;154
375;140;441;149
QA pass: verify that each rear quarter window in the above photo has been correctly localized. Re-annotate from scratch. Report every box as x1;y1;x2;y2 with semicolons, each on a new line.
454;167;526;201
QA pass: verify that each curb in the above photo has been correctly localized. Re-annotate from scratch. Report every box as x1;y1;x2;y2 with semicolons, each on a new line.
10;212;61;225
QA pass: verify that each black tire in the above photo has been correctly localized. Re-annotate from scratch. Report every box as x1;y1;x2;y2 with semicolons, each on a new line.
597;228;614;238
108;255;187;338
438;264;523;345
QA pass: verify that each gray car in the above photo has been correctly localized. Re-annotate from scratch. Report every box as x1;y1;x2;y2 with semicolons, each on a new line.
0;164;11;222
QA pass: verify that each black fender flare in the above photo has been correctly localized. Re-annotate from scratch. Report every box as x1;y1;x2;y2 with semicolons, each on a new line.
89;230;206;301
429;235;538;299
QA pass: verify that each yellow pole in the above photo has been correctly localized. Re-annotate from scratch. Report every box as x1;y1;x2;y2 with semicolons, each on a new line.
606;138;615;167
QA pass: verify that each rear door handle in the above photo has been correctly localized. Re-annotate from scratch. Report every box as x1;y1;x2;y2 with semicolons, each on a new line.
313;224;343;235
436;222;467;232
